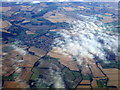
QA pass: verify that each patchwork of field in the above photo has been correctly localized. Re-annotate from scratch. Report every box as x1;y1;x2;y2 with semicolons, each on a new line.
29;46;47;57
103;69;120;88
44;12;71;23
63;7;75;11
47;48;79;71
1;2;119;89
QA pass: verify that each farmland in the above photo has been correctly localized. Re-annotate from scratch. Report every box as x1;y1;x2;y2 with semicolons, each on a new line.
1;2;119;89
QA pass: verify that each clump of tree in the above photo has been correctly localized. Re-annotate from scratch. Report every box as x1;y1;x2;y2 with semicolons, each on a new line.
32;3;58;18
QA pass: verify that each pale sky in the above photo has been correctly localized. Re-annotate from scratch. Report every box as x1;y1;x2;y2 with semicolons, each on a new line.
1;0;120;2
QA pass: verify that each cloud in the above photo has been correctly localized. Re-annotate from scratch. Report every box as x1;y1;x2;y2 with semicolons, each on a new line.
12;45;27;56
31;1;41;3
50;67;65;88
52;15;118;66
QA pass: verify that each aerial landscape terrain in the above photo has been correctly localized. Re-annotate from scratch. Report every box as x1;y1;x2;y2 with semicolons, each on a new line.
0;1;120;89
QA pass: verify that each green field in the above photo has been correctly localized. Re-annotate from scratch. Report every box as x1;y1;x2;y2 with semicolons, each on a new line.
30;68;39;80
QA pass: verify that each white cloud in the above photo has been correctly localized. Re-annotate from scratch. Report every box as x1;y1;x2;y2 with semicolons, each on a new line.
31;1;41;3
50;66;65;88
52;15;118;66
12;45;27;56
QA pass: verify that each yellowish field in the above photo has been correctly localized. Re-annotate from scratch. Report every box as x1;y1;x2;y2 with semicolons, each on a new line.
1;44;9;49
0;20;12;29
26;31;35;35
76;85;91;88
104;13;113;16
22;20;30;24
29;46;47;57
3;81;28;88
80;80;91;85
21;5;34;11
102;16;113;23
0;7;11;12
2;29;11;33
103;68;119;88
22;54;39;67
49;29;58;32
2;50;21;76
44;11;71;23
89;64;105;78
103;69;119;76
19;68;32;82
77;6;88;9
108;81;118;87
91;78;98;88
63;7;75;11
110;25;120;28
